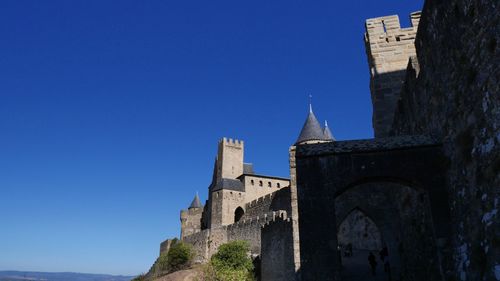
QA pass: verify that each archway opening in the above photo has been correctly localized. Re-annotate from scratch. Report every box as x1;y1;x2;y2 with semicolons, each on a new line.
334;181;438;280
338;208;382;251
337;208;384;280
234;207;244;223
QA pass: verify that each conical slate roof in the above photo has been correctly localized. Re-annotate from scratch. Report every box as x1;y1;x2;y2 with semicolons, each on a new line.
189;193;202;209
295;106;326;144
323;120;335;141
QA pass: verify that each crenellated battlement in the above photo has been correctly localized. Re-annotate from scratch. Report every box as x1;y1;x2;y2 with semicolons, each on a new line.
365;12;420;38
220;137;244;147
226;210;288;231
262;211;291;229
246;191;276;208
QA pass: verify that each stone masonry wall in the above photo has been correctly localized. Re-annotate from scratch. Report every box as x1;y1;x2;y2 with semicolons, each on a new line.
210;189;246;227
388;1;499;280
182;229;210;263
364;12;420;137
180;207;203;239
240;175;290;203
288;146;302;273
243;187;291;220
261;216;295;281
183;211;288;263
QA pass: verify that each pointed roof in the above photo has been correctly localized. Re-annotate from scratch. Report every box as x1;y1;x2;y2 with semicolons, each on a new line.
189;193;203;209
295;105;326;144
323;120;335;141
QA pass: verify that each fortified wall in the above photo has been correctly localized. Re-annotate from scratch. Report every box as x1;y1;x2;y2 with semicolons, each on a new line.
183;210;289;263
365;1;499;280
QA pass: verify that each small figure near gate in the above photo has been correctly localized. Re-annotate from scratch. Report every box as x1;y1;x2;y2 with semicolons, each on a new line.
368;252;377;276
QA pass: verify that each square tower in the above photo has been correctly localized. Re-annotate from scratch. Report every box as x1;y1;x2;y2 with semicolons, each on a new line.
210;138;246;227
364;12;421;137
216;138;244;180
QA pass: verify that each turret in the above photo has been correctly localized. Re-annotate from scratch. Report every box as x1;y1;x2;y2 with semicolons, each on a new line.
323;120;335;141
180;194;204;239
189;193;203;209
295;104;334;145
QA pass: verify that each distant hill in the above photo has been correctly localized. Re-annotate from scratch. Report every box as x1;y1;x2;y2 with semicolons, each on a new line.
0;271;133;281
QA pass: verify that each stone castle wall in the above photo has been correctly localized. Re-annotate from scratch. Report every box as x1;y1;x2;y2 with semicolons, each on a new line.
364;12;420;137
243;187;291;220
240;175;290;203
385;1;499;279
183;210;289;263
260;216;295;281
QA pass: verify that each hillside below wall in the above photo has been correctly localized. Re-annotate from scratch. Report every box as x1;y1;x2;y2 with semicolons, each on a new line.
391;1;499;280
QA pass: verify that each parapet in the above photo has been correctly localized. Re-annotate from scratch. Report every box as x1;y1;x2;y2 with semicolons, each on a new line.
365;11;421;75
262;211;290;228
226;210;288;231
220;137;244;148
365;11;420;37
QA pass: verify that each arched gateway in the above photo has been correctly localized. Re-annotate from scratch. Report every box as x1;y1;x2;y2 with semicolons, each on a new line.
295;136;452;281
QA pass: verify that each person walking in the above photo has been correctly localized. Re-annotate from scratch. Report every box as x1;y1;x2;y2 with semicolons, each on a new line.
368;252;377;276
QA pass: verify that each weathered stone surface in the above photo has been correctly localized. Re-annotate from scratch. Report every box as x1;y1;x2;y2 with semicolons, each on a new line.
261;216;295;281
387;1;499;280
365;12;421;137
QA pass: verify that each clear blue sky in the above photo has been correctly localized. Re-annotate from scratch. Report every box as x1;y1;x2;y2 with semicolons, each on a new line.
0;0;423;276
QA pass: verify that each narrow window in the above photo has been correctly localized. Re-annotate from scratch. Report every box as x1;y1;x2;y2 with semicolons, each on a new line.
259;181;263;187
268;182;272;187
251;180;254;185
277;183;281;188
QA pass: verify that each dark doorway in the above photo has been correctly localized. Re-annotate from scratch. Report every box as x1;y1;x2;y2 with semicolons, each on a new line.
234;206;244;223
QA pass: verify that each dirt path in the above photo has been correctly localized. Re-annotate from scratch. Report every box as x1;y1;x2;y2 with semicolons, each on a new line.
153;268;201;281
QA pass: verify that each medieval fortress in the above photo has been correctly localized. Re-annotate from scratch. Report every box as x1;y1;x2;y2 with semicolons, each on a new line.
156;0;499;280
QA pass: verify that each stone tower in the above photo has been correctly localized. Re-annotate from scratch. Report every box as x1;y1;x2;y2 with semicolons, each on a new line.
180;193;203;239
210;138;246;227
216;138;244;180
364;12;421;137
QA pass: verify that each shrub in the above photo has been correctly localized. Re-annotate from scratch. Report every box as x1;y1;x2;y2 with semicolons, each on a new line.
166;240;194;272
208;240;255;281
155;251;169;274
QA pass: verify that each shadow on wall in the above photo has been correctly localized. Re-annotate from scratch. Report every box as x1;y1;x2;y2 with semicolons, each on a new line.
294;138;452;281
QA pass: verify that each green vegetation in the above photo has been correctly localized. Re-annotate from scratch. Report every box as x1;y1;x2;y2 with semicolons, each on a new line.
150;239;194;278
199;240;255;281
166;240;195;271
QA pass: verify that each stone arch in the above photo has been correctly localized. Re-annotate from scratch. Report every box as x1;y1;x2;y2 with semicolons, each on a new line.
234;206;244;223
337;207;382;251
335;176;426;198
334;181;438;280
